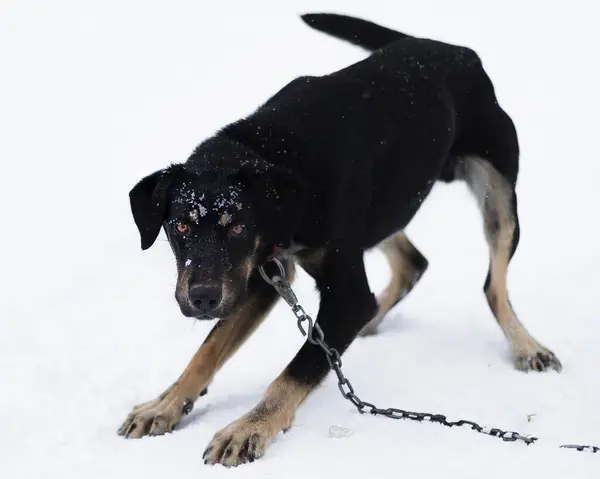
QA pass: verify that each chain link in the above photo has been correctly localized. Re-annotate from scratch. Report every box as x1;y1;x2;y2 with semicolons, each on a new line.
259;258;598;454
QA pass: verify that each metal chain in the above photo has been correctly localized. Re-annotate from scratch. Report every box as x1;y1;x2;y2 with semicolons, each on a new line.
258;258;598;454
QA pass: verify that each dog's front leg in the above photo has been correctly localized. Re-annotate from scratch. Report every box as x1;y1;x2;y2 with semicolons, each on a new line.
117;273;284;439
203;247;377;466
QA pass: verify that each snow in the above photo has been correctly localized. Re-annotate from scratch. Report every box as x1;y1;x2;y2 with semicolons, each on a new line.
1;0;599;478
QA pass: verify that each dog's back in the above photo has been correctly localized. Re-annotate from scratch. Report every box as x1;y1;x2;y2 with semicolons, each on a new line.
299;13;519;182
223;14;518;247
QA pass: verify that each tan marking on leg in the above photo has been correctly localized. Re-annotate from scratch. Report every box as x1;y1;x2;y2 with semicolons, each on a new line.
359;232;426;336
117;283;282;439
485;223;560;371
295;247;326;279
203;371;312;467
461;156;561;372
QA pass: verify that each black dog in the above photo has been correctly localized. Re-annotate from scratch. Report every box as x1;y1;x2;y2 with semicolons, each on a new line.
119;13;562;466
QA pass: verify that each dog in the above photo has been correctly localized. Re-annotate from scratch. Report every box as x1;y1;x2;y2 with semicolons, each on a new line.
118;12;562;466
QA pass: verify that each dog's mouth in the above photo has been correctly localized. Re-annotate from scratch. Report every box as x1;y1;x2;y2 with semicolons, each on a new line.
177;299;231;320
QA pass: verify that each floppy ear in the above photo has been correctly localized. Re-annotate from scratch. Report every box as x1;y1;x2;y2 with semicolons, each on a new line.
239;161;307;249
129;164;183;250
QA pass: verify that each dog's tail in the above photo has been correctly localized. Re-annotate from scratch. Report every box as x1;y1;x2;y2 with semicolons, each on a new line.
300;13;411;52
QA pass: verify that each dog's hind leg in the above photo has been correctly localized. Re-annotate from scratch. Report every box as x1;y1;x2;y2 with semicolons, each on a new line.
458;156;561;372
359;232;428;336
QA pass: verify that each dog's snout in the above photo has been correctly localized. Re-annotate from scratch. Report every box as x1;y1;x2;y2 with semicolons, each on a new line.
189;285;222;314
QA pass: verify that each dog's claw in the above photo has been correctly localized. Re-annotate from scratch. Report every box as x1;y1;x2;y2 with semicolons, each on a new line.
149;416;172;436
203;421;272;467
182;399;194;415
117;390;206;439
117;419;131;436
122;422;136;438
515;349;562;373
202;446;213;461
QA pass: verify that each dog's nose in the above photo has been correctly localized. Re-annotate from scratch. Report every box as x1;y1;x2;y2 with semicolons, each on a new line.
188;285;222;314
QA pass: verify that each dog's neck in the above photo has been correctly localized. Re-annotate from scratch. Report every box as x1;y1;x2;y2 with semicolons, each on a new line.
271;242;306;261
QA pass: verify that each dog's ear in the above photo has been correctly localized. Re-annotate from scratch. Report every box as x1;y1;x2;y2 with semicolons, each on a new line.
129;164;183;250
238;161;306;249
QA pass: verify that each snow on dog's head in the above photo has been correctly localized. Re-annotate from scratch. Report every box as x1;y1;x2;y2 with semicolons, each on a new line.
128;138;306;320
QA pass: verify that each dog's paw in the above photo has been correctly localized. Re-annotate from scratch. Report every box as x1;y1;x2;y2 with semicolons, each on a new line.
513;347;562;373
117;386;207;439
202;416;281;467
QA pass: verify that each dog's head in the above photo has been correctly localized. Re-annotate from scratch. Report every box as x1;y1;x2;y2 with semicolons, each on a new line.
129;148;305;319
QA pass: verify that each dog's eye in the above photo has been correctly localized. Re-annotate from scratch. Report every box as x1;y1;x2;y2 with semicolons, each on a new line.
229;224;245;236
175;222;189;234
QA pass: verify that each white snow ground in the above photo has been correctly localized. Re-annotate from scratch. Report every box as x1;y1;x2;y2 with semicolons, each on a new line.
1;0;599;477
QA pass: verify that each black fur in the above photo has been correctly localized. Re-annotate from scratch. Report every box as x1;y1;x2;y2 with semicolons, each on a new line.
300;12;410;51
130;13;521;387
